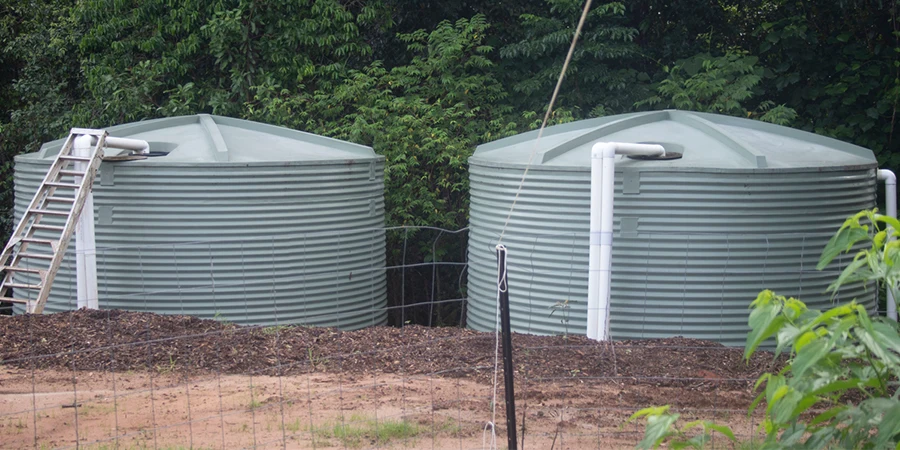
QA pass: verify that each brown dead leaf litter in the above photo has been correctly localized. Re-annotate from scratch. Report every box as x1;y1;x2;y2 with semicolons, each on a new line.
1;309;782;396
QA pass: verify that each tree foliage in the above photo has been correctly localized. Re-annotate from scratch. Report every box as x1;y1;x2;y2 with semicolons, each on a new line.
246;15;517;229
1;0;898;325
741;0;900;163
500;0;646;117
636;51;798;125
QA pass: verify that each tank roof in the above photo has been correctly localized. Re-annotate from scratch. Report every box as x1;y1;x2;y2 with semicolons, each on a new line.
471;110;876;171
22;114;378;164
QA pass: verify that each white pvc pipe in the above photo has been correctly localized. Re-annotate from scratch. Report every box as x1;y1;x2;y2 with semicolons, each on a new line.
879;169;897;320
94;136;150;154
588;142;665;340
587;149;604;340
73;134;99;309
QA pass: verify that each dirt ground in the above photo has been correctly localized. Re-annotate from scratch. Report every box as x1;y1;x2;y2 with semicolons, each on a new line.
0;310;780;449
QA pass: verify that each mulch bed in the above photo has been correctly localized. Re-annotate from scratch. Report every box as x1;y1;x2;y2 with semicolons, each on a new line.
0;309;785;389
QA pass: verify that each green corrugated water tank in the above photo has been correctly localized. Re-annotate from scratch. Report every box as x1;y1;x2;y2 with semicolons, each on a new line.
14;114;387;329
467;110;878;346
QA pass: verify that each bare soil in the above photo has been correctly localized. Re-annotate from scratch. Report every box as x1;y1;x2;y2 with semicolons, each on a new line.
1;310;782;449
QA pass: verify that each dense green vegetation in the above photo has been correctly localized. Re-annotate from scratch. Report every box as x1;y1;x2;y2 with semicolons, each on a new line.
2;0;898;324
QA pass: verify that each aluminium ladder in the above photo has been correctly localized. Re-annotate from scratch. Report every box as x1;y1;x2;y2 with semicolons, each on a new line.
0;128;107;313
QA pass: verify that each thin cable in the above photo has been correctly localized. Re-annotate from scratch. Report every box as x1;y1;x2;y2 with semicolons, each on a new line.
497;0;594;245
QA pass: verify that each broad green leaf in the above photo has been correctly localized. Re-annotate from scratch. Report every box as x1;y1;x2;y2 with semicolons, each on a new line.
681;419;736;441
673;435;705;449
776;324;802;355
871;321;900;355
779;422;807;446
772;389;802;423
635;412;679;450
794;330;819;351
806;302;857;329
705;423;737;441
749;391;766;416
856;328;900;375
811;379;877;397
826;257;869;296
746;297;786;359
817;216;870;270
791;339;829;379
875;214;900;232
809;405;847;426
765;375;787;405
875;402;900;447
803;427;837;450
628;405;671;423
791;394;821;418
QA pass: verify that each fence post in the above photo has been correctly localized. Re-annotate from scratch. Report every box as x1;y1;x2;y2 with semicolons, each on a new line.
496;244;518;450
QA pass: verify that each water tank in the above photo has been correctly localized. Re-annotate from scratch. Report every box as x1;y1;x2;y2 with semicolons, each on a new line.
467;110;878;345
13;114;387;329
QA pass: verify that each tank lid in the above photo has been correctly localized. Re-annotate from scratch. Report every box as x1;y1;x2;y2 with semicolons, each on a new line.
25;114;377;164
470;110;876;170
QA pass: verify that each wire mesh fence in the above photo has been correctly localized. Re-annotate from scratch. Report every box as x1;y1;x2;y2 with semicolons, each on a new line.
0;226;872;449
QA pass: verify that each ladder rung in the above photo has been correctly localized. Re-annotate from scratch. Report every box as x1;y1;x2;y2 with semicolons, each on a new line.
45;182;81;189
2;266;45;275
4;282;42;290
45;196;75;203
59;155;92;162
28;209;69;216
21;238;57;247
59;170;87;177
69;128;106;136
0;297;31;304
32;224;65;232
17;253;54;260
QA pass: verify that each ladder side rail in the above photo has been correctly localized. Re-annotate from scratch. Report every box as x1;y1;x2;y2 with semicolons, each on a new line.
6;200;62;289
0;134;77;262
3;202;59;289
30;133;106;314
0;137;77;301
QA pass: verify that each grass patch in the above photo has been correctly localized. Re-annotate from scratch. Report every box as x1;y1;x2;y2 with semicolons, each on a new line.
284;418;302;433
261;325;290;335
78;403;116;417
310;414;422;448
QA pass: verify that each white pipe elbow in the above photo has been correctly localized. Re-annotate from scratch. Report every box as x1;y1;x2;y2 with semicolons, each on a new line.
592;142;617;159
74;134;93;151
591;142;666;159
878;169;897;218
105;136;150;155
879;169;896;186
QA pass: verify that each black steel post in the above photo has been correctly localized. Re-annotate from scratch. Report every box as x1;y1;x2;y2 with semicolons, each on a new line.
496;244;518;450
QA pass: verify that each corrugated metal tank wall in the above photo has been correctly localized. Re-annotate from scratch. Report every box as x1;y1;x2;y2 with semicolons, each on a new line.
467;110;878;346
13;115;387;329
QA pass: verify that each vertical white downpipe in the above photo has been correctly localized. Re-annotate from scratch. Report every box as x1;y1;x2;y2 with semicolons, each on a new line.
588;142;665;340
587;150;604;340
878;169;897;320
596;145;617;340
74;135;99;309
